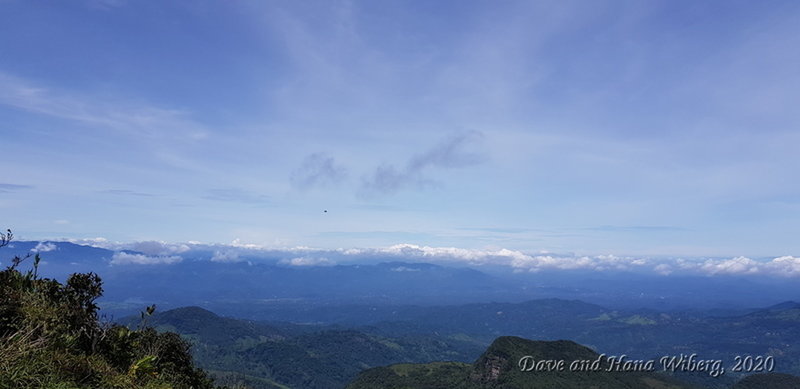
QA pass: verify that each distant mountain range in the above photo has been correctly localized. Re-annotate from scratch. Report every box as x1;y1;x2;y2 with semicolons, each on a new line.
5;240;799;319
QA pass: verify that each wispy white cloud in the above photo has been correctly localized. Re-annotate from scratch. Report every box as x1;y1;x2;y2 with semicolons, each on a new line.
698;256;761;276
768;256;800;276
110;252;182;265
671;255;800;277
66;237;115;248
203;189;270;204
653;263;673;276
63;238;189;258
0;183;33;193
229;239;266;250
342;244;646;272
33;242;57;252
390;266;420;272
0;73;207;141
100;189;158;197
279;256;333;267
129;241;190;256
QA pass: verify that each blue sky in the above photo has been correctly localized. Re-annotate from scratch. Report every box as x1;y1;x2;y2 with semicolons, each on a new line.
1;0;799;258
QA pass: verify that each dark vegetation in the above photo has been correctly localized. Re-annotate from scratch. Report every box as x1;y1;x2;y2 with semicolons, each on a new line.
128;303;800;389
347;336;696;389
121;306;484;389
347;337;800;389
0;230;217;389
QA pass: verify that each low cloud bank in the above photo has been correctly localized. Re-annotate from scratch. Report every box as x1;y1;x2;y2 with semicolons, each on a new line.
110;252;182;265
54;238;799;277
338;244;800;277
279;256;333;266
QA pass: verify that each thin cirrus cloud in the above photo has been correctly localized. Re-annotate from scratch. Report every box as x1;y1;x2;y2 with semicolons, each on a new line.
203;189;270;205
359;131;485;197
583;225;689;232
100;189;158;197
0;183;33;193
0;72;207;141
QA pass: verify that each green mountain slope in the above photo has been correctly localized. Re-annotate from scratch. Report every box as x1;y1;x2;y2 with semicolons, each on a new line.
127;305;286;346
127;306;485;389
347;336;696;389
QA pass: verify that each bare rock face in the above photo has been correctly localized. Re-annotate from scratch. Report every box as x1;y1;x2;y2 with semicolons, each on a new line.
471;354;506;382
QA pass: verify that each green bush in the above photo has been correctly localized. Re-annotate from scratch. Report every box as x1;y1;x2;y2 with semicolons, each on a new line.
0;229;218;389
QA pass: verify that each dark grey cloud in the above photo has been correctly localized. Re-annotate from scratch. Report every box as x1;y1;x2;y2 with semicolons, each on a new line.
359;131;485;197
204;189;270;204
360;165;426;195
407;131;485;171
0;183;32;193
290;152;348;190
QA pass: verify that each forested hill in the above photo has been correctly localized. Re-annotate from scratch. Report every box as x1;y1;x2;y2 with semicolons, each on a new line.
120;306;485;389
347;336;696;389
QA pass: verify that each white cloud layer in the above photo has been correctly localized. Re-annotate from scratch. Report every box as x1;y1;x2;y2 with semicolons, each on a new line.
110;252;183;265
129;241;190;256
279;256;333;266
334;244;800;277
45;239;800;277
33;242;57;252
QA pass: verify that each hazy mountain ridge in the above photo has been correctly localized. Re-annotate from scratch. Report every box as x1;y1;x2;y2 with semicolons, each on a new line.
8;241;799;319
